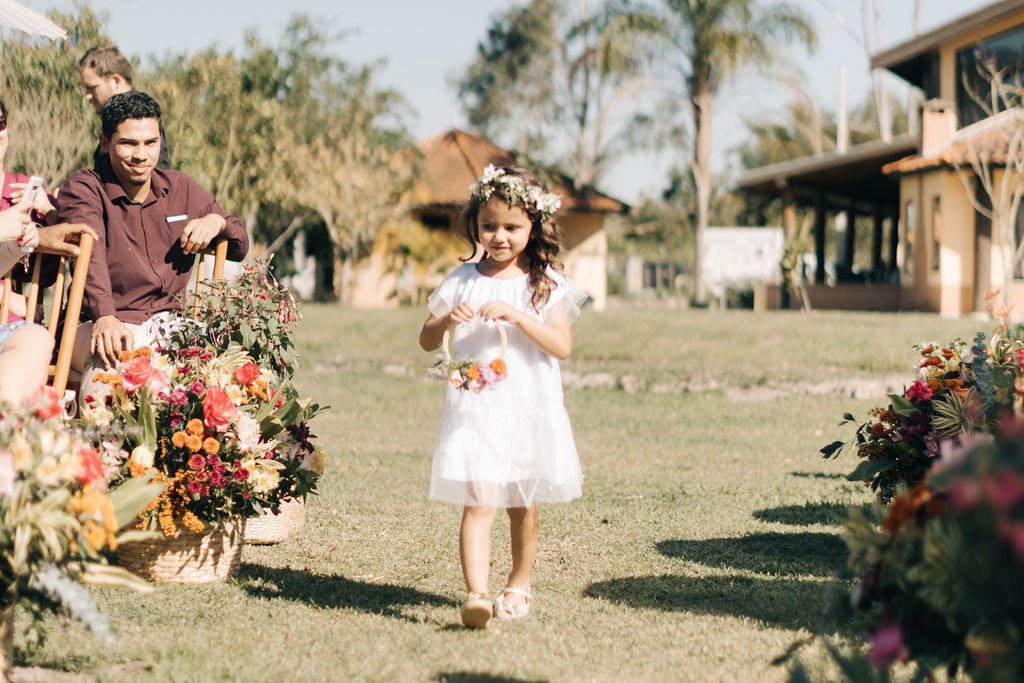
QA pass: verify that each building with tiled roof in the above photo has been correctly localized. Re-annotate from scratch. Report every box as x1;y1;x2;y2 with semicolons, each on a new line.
738;0;1024;314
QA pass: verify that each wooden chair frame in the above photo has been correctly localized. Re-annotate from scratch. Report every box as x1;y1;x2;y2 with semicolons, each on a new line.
0;233;95;397
192;238;229;316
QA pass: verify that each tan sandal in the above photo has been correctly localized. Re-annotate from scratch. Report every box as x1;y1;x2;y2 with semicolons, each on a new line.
494;586;531;620
460;592;492;629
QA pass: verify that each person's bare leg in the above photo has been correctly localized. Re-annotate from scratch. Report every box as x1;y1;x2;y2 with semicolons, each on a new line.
460;505;498;595
504;503;539;609
0;325;54;404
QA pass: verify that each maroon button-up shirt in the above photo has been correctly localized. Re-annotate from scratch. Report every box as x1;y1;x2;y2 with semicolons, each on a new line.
57;162;248;324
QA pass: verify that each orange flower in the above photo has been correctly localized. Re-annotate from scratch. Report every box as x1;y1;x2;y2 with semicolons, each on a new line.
928;378;943;395
185;434;203;453
883;484;933;534
920;345;935;355
93;373;122;387
490;358;506;374
171;431;188;448
465;365;481;381
919;356;943;368
186;418;204;436
202;437;220;456
941;348;956;359
943;378;964;390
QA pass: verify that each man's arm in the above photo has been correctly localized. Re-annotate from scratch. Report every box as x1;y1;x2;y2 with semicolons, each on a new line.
56;172;132;366
180;177;249;261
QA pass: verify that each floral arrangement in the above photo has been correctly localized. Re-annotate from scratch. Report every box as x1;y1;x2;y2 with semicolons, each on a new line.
821;311;1024;503
429;354;508;393
821;426;1024;680
0;392;158;655
83;343;323;538
175;258;302;379
469;164;562;222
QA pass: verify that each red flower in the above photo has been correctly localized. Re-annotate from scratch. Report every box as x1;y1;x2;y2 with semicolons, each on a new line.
28;386;61;419
905;380;933;402
188;453;206;471
202;386;238;432
868;619;909;669
76;444;106;489
234;362;260;386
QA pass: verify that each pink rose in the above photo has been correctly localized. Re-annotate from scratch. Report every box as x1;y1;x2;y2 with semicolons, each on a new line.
76;444;106;490
203;386;238;432
28;386;61;419
905;380;932;402
234;362;260;385
121;357;154;392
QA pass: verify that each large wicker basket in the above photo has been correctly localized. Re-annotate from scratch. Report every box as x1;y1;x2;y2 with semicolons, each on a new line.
245;496;306;545
116;517;244;584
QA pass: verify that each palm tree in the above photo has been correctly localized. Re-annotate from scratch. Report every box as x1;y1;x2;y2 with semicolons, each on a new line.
659;0;816;305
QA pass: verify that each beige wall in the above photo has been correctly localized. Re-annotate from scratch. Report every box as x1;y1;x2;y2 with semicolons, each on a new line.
559;213;608;311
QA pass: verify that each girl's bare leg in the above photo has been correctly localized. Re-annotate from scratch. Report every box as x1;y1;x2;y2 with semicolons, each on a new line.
0;325;53;404
504;503;539;607
460;505;498;595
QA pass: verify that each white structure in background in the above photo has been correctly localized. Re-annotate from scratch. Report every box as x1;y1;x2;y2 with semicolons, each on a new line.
701;227;784;297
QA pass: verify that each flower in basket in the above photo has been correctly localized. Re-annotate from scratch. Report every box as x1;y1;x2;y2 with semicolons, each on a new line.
84;343;323;536
830;421;1024;679
172;257;302;379
0;399;159;658
430;355;508;393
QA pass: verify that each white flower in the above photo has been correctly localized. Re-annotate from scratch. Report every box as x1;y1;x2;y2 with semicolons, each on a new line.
235;413;263;453
480;164;503;182
0;450;15;497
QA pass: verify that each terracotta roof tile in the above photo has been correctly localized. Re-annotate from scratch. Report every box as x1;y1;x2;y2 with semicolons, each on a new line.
415;129;629;213
883;110;1024;175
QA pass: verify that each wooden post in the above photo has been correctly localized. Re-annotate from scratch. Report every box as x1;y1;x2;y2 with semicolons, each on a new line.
888;214;899;276
871;211;884;274
815;194;827;284
844;208;857;274
781;186;797;241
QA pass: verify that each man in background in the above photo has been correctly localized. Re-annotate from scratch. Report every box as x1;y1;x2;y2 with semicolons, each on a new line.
76;45;170;170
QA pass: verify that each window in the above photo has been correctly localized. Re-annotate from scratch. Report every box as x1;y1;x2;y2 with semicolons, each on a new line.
956;24;1024;128
931;196;941;271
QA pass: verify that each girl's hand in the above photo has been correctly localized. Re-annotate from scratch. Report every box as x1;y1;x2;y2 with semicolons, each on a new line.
18;223;39;252
10;182;56;222
478;301;523;325
448;302;476;325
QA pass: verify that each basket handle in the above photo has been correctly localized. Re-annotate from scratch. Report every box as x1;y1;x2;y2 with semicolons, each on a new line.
442;320;508;362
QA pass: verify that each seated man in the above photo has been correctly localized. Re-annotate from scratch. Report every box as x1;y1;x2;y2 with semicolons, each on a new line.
58;91;248;397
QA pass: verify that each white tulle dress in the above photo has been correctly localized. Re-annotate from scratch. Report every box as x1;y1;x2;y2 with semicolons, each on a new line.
427;263;587;508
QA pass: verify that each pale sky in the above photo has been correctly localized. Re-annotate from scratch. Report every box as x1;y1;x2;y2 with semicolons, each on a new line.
20;0;995;202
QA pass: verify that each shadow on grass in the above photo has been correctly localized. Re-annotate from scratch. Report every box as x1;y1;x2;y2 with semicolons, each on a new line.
436;674;548;683
753;501;872;526
656;532;847;577
584;573;835;629
789;471;844;480
237;564;456;621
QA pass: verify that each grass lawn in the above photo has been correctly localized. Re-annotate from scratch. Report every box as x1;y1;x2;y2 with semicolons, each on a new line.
19;307;986;682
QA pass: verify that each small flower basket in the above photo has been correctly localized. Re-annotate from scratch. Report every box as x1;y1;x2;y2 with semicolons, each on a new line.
244;495;306;545
430;323;508;392
116;516;245;584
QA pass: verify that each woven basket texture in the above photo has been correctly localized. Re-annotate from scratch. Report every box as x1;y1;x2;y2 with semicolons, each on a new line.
116;517;244;584
244;496;306;545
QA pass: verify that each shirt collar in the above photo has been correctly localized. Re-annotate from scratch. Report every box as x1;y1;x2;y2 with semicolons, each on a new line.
97;156;169;206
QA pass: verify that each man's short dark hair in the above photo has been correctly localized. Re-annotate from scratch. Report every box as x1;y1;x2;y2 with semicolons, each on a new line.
78;45;133;85
100;91;161;138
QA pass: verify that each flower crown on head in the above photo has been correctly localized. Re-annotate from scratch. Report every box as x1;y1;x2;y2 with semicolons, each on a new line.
469;164;562;222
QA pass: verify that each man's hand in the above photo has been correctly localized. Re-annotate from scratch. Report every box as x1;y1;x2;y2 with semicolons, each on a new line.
37;223;99;258
91;315;133;368
180;214;226;255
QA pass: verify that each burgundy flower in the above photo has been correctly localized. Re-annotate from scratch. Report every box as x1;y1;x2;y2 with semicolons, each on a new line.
186;481;204;495
210;471;228;488
168;413;183;428
232;465;250;481
189;380;206;395
169;387;189;406
188;453;206;470
185;347;203;357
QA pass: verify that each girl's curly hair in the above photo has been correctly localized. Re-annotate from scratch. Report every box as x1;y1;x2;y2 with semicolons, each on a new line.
456;165;564;311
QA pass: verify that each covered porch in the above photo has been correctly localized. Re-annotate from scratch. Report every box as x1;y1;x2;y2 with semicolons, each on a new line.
737;135;919;310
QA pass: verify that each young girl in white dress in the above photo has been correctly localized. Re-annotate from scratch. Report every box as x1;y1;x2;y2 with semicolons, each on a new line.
420;164;586;629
